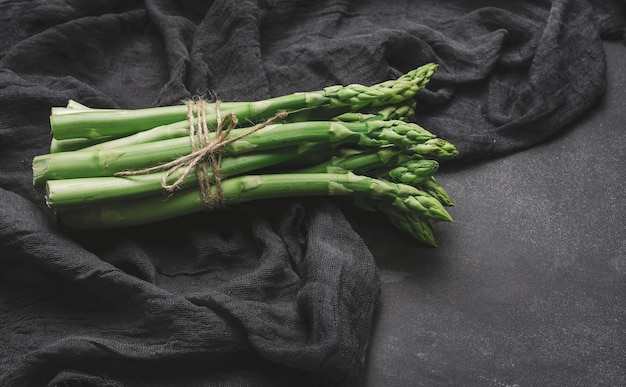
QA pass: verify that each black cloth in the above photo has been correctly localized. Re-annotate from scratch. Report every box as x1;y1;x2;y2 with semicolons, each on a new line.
0;1;623;386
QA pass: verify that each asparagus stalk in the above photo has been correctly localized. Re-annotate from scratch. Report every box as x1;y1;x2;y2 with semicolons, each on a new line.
45;145;327;208
57;172;452;230
50;99;112;115
384;207;438;247
420;177;455;206
33;120;454;186
298;148;442;183
349;196;438;246
296;148;404;174
35;121;349;185
50;120;190;153
50;137;113;153
49;101;247;140
411;138;459;158
73;104;417;154
50;106;328;153
386;160;439;185
49;63;438;140
335;101;416;123
65;101;417;154
49;76;422;153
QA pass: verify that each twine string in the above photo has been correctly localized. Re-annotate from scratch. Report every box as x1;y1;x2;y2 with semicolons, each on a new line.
115;99;287;207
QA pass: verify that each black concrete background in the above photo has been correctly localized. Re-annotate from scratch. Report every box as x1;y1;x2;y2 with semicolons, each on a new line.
353;41;625;387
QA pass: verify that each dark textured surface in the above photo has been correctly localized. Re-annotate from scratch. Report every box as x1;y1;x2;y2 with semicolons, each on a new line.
0;1;624;386
357;41;626;386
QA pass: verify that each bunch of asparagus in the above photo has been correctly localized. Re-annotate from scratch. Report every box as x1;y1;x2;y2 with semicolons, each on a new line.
32;63;458;246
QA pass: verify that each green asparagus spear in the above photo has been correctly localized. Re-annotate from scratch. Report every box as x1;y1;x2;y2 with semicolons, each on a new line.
420;177;455;206
45;145;327;208
50;63;437;140
57;172;452;230
33;120;454;186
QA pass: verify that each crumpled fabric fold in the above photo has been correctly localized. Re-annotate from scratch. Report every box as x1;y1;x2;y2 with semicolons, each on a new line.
0;0;623;385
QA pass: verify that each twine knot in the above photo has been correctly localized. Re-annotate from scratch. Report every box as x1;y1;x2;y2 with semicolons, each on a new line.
115;99;287;207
